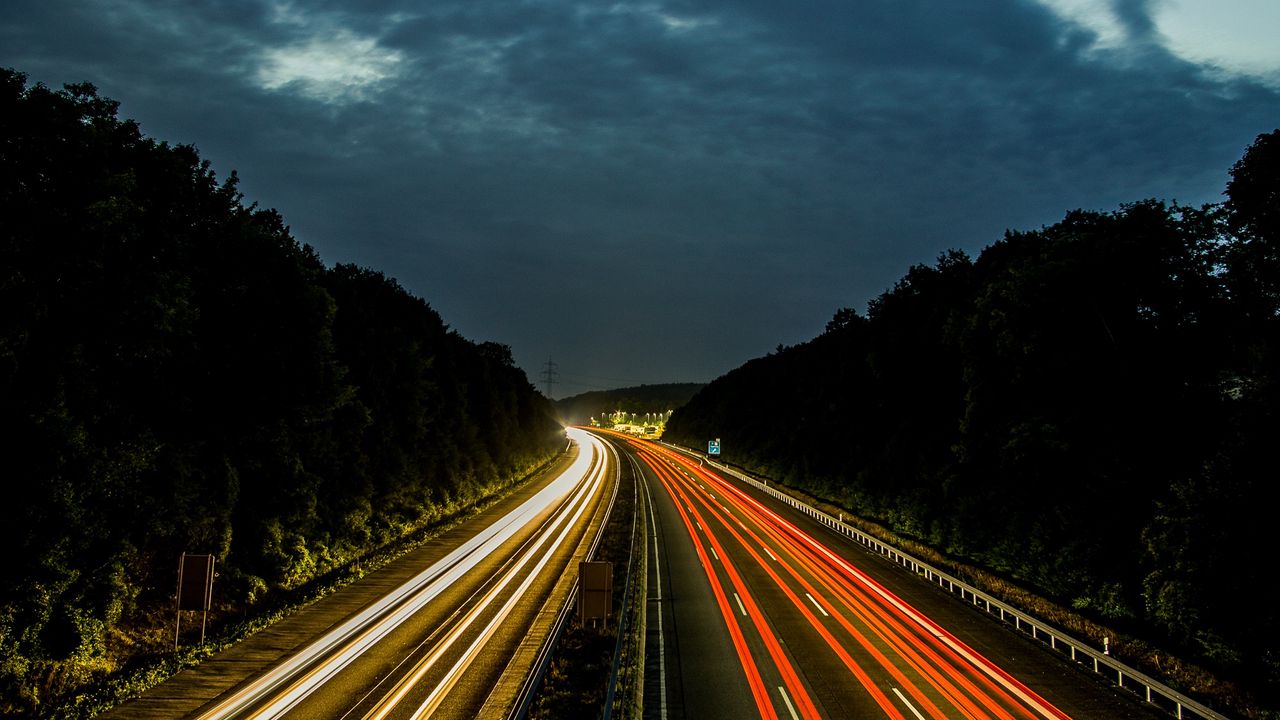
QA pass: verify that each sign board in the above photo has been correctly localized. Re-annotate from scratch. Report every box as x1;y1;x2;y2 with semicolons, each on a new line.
708;438;721;456
177;553;216;611
175;553;216;649
578;560;613;625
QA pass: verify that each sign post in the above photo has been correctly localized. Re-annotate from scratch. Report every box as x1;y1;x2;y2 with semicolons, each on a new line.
708;438;721;456
578;561;613;628
175;553;216;650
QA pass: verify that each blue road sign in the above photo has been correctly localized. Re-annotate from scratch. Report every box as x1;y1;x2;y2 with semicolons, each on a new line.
708;439;721;455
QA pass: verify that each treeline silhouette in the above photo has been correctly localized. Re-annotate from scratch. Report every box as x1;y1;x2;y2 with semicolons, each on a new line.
0;69;563;712
667;131;1279;705
553;383;704;426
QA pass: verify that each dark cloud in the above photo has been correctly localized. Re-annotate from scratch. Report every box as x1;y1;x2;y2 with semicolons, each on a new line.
4;0;1278;393
1110;0;1161;40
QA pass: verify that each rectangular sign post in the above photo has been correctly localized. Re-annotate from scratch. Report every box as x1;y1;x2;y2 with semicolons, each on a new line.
708;438;721;456
175;553;216;649
578;560;613;627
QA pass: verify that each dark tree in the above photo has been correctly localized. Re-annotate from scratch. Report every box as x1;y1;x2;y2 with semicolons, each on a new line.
0;68;562;716
666;147;1280;709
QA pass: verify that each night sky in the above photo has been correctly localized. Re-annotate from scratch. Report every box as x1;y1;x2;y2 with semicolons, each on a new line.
4;1;1278;396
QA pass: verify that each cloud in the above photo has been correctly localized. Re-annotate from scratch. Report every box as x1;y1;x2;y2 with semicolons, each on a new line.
255;30;403;102
1109;0;1161;40
4;0;1279;386
250;3;404;102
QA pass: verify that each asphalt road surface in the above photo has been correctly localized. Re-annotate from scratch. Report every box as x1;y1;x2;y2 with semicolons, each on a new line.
106;427;616;720
600;431;1163;720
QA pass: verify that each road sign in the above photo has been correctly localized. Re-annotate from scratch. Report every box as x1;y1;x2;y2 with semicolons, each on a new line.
177;554;215;611
175;553;216;648
579;561;613;625
708;439;721;455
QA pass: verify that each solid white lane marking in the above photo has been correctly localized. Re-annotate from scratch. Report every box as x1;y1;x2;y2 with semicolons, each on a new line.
805;592;829;617
641;458;668;720
892;687;927;720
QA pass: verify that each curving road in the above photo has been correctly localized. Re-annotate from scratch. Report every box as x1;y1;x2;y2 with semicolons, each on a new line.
109;427;616;720
600;430;1161;720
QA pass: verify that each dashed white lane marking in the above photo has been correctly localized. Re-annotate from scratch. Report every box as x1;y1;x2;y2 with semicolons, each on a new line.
777;686;800;720
806;592;829;617
892;687;927;720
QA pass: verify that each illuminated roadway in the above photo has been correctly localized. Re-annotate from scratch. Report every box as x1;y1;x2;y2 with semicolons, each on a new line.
598;430;1160;720
138;427;616;720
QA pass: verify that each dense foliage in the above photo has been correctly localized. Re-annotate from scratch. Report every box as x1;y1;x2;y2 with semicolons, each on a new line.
0;69;563;714
667;131;1280;704
553;383;704;426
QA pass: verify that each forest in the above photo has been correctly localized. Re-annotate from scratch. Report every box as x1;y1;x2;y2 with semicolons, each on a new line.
0;70;564;715
666;130;1280;712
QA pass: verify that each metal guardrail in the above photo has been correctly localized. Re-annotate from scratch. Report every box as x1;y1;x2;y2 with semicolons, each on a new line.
662;443;1232;720
603;449;647;720
508;439;623;720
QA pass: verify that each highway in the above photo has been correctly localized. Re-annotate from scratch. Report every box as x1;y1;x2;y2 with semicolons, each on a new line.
602;430;1161;720
109;423;1167;720
116;426;616;720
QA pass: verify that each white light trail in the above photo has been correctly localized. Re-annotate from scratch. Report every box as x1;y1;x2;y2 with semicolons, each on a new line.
383;432;608;719
198;428;602;720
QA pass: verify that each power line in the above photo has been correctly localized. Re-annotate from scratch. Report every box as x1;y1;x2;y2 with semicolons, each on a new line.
540;357;559;397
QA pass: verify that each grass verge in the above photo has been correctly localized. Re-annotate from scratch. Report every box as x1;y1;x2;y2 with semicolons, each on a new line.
46;451;565;720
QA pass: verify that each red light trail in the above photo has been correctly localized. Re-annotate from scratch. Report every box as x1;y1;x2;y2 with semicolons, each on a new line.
604;429;1071;720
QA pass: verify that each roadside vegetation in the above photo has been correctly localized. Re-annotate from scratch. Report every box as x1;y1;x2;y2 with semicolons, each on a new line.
0;70;564;716
666;131;1280;719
